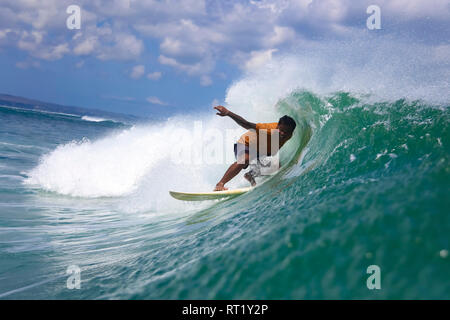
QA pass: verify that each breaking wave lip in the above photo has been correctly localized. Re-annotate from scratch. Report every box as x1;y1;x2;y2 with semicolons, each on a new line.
225;37;450;109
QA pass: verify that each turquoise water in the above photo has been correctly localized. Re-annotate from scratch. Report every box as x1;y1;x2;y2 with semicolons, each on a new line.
0;90;449;299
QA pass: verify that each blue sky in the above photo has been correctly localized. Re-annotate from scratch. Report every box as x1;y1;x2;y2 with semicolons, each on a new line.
0;0;448;118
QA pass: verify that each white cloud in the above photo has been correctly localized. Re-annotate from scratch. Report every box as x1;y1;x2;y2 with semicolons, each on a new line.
16;60;40;69
38;43;70;60
146;96;168;106
0;28;14;41
160;37;182;56
1;1;142;61
147;71;162;80
200;75;212;86
17;30;44;51
1;0;448;80
432;44;450;63
17;29;70;60
264;26;297;47
244;49;278;71
130;65;145;79
158;55;180;67
73;36;97;56
71;25;143;61
158;54;214;76
308;0;350;23
96;32;144;60
380;0;450;20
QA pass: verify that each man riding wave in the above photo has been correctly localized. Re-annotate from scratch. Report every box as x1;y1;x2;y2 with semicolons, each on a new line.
213;105;296;191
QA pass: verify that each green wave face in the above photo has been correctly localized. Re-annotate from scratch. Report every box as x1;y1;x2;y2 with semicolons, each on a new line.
145;91;449;299
179;91;450;299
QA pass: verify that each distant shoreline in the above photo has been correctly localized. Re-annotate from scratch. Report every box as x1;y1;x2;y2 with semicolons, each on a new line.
0;93;141;123
0;104;80;118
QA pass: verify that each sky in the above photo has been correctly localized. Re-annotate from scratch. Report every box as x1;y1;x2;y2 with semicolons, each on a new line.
0;0;448;118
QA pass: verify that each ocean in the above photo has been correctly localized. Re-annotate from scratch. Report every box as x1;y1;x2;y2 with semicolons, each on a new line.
0;83;448;299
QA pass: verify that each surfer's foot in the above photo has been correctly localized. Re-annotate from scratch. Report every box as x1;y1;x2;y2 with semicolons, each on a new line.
214;183;228;191
244;172;256;187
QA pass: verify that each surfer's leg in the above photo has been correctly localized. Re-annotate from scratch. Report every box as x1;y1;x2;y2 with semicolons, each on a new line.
244;160;261;186
214;153;250;191
244;172;256;186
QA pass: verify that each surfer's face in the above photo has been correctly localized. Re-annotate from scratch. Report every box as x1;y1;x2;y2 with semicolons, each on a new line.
277;124;292;140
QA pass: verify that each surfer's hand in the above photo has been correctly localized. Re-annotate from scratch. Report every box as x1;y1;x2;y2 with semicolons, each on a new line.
214;106;229;117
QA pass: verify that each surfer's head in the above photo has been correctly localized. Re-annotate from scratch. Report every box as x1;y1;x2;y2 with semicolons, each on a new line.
278;115;296;139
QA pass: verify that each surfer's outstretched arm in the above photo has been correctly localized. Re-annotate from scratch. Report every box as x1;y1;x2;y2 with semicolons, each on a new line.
214;106;256;130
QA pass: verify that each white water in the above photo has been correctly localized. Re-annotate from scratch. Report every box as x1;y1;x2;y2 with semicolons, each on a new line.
25;114;255;212
81;116;110;122
227;37;450;107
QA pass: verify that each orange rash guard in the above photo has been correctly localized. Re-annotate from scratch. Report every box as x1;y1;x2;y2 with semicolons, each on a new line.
237;122;285;156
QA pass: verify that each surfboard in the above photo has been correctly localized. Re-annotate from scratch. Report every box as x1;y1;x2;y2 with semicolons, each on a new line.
169;187;252;201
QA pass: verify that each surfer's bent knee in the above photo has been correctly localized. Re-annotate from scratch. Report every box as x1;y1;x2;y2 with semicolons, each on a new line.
235;161;249;169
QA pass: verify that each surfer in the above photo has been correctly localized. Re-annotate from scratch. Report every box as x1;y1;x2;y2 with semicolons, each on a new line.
213;105;296;191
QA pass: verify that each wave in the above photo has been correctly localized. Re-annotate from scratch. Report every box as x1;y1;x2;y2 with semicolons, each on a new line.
24;37;449;215
11;35;450;300
81;115;118;123
24;88;448;211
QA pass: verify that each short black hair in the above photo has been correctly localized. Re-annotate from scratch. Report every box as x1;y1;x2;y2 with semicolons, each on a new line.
278;115;296;133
